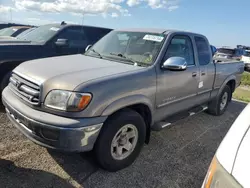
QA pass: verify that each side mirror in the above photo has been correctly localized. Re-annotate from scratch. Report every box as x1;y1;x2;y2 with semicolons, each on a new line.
211;45;217;57
162;57;187;71
55;39;69;47
85;44;92;52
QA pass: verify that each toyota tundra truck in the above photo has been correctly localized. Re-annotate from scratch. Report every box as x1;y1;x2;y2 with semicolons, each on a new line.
2;29;244;172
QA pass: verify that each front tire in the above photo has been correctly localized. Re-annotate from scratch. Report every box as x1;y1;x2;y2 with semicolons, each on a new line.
94;109;146;172
207;85;231;116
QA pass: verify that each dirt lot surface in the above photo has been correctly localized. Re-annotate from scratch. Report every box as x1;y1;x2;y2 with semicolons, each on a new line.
0;101;247;188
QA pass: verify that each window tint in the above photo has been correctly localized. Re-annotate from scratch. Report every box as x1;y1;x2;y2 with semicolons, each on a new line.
195;37;211;65
164;35;195;66
56;27;87;47
57;27;85;41
84;27;111;44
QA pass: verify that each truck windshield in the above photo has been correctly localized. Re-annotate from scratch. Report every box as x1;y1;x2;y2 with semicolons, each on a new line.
85;31;166;66
16;28;36;39
0;27;17;36
18;25;60;42
217;48;235;55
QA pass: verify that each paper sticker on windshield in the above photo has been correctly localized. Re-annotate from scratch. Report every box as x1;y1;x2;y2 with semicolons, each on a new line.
50;27;60;31
143;35;164;42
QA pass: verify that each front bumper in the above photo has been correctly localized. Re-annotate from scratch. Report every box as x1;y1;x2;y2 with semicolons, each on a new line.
2;87;106;152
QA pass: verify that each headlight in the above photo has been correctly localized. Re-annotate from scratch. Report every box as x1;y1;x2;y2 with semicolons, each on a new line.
203;157;242;188
44;90;92;111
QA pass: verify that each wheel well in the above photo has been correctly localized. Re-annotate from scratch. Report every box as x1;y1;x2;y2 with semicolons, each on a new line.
227;80;236;92
226;80;236;100
127;104;152;144
0;61;23;91
108;104;152;144
0;61;23;80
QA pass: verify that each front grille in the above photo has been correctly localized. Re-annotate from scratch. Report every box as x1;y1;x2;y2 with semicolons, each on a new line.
9;73;40;105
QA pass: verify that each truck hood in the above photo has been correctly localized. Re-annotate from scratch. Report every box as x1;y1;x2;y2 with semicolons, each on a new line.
215;52;233;58
0;36;13;39
14;54;144;93
0;37;31;43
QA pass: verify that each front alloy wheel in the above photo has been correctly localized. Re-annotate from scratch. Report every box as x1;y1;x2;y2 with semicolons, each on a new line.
111;124;138;160
94;109;146;172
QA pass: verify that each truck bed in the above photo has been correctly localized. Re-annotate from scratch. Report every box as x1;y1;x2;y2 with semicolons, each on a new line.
213;59;244;90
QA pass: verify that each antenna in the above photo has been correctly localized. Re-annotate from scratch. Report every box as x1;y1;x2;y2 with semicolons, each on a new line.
82;13;84;25
10;9;12;23
61;21;66;25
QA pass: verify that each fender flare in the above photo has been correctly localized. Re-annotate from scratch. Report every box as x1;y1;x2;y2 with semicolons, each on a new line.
217;74;236;98
101;94;154;122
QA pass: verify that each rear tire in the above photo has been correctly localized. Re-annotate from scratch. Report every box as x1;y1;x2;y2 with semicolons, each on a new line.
207;85;231;116
94;109;146;172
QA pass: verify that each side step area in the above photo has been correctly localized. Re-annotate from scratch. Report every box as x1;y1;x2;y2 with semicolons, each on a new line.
151;105;208;131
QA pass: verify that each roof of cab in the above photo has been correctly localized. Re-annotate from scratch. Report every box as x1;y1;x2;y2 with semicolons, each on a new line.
40;23;112;30
115;28;205;37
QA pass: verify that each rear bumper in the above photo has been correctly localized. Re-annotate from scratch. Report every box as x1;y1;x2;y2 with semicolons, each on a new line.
2;87;106;152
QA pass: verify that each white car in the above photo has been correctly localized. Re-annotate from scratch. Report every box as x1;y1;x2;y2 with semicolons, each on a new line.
202;103;250;188
241;50;250;71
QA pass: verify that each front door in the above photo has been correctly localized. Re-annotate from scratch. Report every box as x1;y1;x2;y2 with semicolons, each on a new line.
155;35;200;122
54;27;88;56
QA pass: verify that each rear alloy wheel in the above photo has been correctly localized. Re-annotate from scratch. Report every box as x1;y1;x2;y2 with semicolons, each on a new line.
220;92;228;111
94;109;146;172
207;85;231;116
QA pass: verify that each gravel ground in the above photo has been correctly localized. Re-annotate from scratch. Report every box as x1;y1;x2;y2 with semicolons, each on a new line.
0;101;247;188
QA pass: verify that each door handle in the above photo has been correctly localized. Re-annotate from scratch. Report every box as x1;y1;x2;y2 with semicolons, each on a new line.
192;72;197;77
201;72;206;76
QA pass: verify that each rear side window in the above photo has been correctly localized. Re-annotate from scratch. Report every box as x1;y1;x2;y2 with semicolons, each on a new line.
194;37;211;65
84;27;112;44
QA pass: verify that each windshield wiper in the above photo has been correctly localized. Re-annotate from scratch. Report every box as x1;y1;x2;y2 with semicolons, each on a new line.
109;52;145;66
89;48;102;58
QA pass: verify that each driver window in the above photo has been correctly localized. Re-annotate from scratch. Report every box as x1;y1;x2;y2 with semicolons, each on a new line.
164;35;195;66
56;27;86;47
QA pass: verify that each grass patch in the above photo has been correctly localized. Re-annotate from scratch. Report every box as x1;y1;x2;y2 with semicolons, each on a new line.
233;87;250;102
241;72;250;86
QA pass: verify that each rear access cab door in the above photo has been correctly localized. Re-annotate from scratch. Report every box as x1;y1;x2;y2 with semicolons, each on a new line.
193;36;215;104
155;33;201;122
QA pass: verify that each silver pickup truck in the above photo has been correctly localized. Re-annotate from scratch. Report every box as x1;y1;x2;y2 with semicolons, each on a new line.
2;29;244;171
